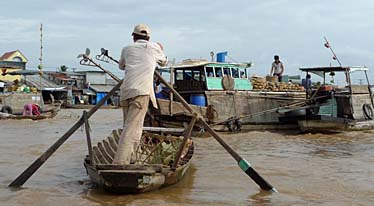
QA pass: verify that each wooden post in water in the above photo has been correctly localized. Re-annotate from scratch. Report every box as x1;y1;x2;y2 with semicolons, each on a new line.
83;111;94;166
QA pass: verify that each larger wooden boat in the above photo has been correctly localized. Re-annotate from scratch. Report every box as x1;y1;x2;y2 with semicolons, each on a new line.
151;59;304;131
84;129;194;194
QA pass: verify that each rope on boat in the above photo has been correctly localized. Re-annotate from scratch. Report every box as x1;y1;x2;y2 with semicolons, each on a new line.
210;93;329;128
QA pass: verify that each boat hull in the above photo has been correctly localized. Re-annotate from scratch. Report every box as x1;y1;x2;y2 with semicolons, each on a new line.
84;161;191;193
84;129;194;194
298;118;374;132
0;102;61;120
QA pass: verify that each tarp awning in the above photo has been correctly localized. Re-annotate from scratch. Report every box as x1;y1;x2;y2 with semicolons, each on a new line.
43;87;66;91
299;66;368;73
23;75;64;90
89;84;115;93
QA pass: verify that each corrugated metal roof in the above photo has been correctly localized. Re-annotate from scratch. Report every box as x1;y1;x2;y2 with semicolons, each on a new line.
89;84;115;93
23;75;64;90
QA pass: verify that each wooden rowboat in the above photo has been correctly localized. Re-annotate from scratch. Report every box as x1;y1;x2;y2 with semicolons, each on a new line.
84;129;194;194
0;102;61;120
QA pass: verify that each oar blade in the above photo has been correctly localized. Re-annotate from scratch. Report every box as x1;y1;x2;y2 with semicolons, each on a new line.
238;159;276;192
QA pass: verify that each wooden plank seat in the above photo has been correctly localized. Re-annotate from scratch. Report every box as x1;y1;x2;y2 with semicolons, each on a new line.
95;164;163;172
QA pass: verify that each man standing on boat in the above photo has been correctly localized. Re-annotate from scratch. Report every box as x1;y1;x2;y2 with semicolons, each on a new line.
302;74;312;89
270;55;284;82
113;24;167;165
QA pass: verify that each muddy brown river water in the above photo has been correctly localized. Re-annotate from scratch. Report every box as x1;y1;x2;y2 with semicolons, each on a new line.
0;109;373;206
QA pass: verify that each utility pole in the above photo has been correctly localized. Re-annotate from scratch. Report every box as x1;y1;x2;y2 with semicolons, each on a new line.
38;23;43;89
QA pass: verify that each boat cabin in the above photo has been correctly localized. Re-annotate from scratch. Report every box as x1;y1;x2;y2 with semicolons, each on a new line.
159;61;252;106
299;66;374;121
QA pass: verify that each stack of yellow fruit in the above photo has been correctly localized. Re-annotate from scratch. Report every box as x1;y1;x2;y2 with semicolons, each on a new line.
277;82;305;92
251;76;267;90
251;77;305;92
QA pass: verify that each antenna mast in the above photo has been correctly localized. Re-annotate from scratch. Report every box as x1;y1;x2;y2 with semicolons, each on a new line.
38;23;43;89
38;23;43;74
323;36;342;67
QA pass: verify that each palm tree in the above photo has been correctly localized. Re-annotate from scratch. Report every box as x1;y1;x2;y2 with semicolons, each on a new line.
60;65;68;72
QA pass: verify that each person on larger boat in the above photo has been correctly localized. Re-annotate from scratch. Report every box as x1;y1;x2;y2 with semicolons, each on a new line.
302;74;312;89
113;24;167;165
270;55;284;82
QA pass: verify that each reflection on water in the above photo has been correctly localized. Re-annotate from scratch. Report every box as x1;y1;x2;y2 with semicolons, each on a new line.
247;190;274;206
0;109;373;206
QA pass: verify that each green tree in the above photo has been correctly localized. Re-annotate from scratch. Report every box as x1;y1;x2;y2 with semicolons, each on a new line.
60;65;68;72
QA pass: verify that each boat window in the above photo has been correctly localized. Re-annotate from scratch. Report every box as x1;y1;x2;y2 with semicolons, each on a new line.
215;67;223;77
231;67;239;78
175;70;183;80
184;70;192;80
223;67;230;76
193;70;200;81
239;68;247;78
206;67;214;77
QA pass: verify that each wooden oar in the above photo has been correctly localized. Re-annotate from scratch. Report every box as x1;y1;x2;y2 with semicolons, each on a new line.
172;117;196;170
155;71;277;192
8;80;123;187
102;52;277;191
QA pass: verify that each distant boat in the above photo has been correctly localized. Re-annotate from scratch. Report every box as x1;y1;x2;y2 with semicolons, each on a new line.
0;102;61;120
282;66;374;132
0;92;61;120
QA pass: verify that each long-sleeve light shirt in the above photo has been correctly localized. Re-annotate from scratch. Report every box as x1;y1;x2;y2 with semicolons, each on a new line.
118;40;167;108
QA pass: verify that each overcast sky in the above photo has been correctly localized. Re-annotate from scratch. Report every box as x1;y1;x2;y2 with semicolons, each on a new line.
1;0;374;82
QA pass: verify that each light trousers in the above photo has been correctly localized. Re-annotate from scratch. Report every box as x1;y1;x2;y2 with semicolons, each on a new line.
113;95;149;164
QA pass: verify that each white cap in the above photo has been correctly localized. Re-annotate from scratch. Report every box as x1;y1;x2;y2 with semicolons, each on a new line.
132;24;151;37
